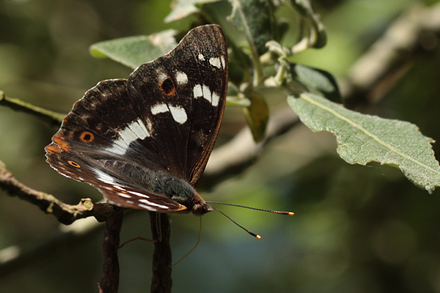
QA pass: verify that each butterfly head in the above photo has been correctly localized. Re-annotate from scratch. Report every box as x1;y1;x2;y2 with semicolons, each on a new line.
190;193;213;216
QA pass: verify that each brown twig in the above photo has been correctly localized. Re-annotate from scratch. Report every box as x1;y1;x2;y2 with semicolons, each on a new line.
0;161;117;224
340;3;440;108
149;212;172;293
99;210;123;293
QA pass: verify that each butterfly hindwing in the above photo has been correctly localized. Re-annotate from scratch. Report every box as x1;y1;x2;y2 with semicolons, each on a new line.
46;143;186;212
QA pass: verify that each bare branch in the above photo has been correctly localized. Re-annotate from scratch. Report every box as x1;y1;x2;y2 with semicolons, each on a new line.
149;212;172;293
341;3;440;108
99;211;123;293
0;90;64;126
0;160;117;224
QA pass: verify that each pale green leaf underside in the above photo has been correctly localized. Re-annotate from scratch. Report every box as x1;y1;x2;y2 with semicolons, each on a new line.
164;0;200;23
90;30;177;69
164;0;219;23
288;93;440;192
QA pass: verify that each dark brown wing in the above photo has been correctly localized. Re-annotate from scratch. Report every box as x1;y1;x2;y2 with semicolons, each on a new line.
127;24;228;185
45;25;227;211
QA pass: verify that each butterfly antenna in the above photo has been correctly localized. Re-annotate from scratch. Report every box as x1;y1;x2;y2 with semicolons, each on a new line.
171;217;203;267
207;201;294;216
209;205;262;239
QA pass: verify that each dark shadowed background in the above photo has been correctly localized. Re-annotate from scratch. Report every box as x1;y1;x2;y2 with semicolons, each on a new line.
1;0;440;292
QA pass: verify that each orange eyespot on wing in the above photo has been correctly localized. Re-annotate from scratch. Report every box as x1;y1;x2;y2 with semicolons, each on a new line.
159;77;176;96
68;160;81;168
79;131;94;143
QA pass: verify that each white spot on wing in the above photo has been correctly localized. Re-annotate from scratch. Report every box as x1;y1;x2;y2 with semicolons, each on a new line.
139;199;169;209
198;54;205;61
193;84;220;106
138;203;157;211
151;103;169;115
150;103;187;124
146;118;153;132
209;57;221;69
220;55;226;69
175;71;188;85
119;127;137;144
94;170;116;185
104;142;127;155
104;119;150;155
129;191;150;199
202;84;212;103
157;70;167;82
137;201;170;211
211;92;220;107
117;193;132;199
193;84;202;98
128;120;149;139
169;105;187;124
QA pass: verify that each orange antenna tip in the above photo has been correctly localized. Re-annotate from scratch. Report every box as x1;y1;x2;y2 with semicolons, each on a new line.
247;230;262;239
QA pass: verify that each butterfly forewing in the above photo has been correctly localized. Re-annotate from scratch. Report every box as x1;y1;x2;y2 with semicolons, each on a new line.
127;25;228;183
45;25;228;213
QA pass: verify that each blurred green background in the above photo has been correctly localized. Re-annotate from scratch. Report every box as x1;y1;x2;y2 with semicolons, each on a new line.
2;0;440;292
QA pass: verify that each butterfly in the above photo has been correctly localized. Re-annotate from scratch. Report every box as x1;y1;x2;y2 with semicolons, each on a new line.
45;24;228;216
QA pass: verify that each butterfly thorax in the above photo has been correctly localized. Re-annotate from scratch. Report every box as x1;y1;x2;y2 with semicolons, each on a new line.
98;159;212;215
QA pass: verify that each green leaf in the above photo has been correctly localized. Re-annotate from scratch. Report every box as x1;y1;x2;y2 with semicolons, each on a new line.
228;0;275;55
165;0;221;23
289;64;341;103
226;95;251;107
243;91;269;142
288;93;440;192
288;0;327;49
90;30;177;69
